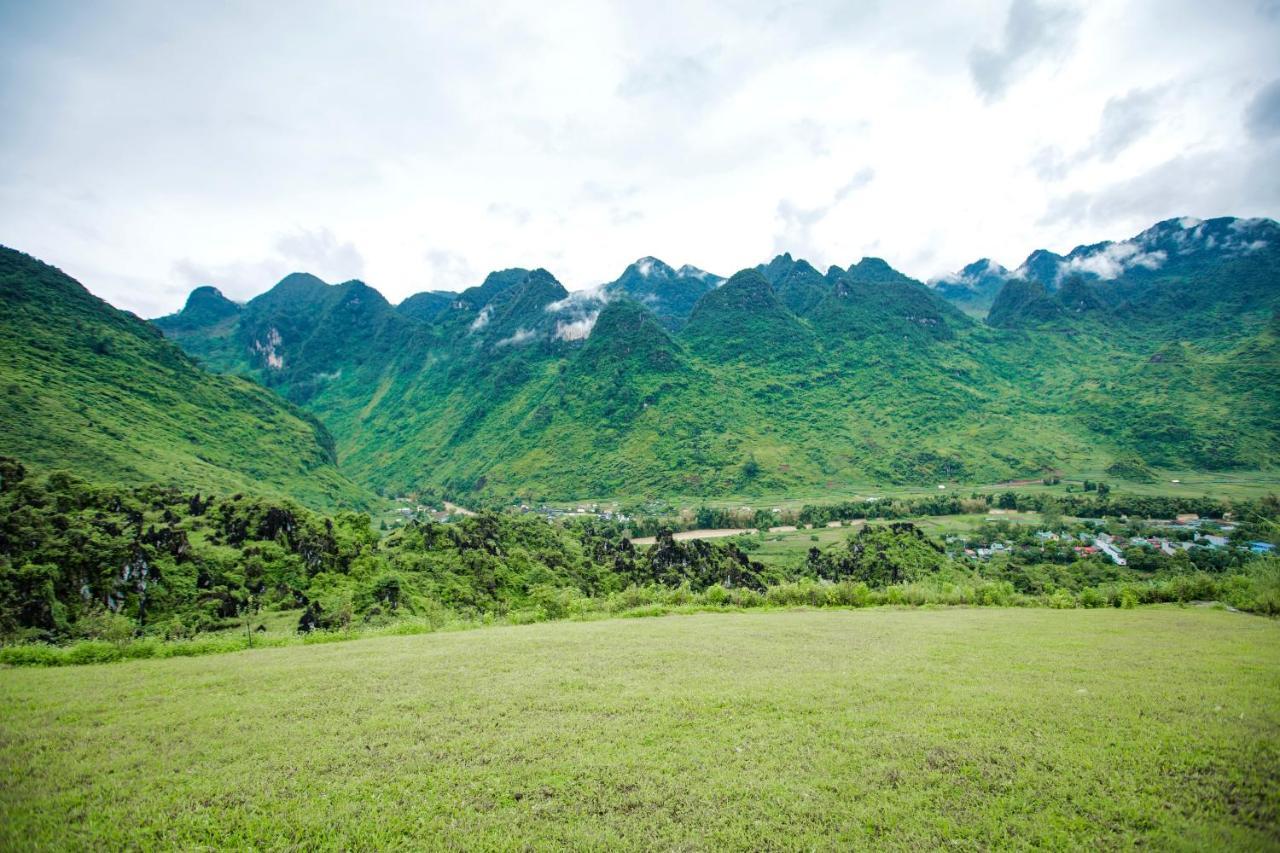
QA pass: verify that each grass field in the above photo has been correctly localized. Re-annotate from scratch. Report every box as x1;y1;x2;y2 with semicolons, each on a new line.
2;608;1278;849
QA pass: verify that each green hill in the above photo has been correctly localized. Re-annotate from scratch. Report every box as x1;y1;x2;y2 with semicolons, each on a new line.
141;215;1280;502
0;247;369;508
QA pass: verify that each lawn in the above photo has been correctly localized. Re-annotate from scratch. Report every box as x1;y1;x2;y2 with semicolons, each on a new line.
2;608;1278;849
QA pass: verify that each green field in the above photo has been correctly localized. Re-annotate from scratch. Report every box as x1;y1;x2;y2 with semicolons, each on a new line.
3;608;1278;849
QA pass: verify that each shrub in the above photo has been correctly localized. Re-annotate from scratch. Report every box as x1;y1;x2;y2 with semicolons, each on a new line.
978;581;1015;607
729;588;764;608
702;584;731;606
1078;587;1106;608
828;581;871;607
528;585;583;620
72;609;137;644
1048;589;1076;609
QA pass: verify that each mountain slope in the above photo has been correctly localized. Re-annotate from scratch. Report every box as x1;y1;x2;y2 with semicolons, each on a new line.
0;247;369;508
148;216;1280;501
682;269;817;364
935;216;1280;336
929;259;1010;317
757;253;832;316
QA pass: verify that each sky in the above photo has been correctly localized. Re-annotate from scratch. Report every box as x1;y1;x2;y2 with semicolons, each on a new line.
2;0;1279;316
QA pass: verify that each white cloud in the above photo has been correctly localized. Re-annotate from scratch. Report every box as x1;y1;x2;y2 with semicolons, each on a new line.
425;249;477;291
969;0;1082;102
1062;242;1166;279
495;327;536;347
555;314;599;341
170;226;363;304
469;304;492;332
0;0;1276;313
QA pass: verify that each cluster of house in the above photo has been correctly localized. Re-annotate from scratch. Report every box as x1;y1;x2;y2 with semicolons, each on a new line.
394;503;455;523
954;516;1275;566
519;503;631;523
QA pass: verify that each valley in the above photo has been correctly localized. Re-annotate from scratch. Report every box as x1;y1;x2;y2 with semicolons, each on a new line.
5;5;1279;849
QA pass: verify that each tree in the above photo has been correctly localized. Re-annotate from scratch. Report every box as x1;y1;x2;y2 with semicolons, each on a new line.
1040;497;1064;531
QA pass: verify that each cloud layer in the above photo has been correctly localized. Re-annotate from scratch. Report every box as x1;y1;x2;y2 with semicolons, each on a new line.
0;0;1277;315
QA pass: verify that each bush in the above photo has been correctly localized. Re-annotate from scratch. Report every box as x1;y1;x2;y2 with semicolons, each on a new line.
72;609;137;644
528;585;585;621
1048;589;1076;609
702;584;731;606
609;586;660;613
729;588;764;608
828;581;872;607
978;581;1015;607
1079;587;1106;608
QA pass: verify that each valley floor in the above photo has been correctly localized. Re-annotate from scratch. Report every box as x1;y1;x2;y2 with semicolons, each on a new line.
2;608;1278;849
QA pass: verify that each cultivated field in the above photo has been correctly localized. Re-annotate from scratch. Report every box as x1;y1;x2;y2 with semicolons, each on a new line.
2;608;1278;849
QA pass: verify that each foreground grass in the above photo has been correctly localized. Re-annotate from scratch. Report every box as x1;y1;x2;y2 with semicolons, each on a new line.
2;609;1278;849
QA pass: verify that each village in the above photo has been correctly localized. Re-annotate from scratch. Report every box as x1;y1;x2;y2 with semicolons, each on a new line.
955;514;1274;565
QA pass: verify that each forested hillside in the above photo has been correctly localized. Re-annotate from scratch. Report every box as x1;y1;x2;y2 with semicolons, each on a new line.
0;247;370;508
145;216;1279;503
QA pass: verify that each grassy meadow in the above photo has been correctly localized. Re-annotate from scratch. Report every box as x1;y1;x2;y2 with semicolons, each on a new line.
2;608;1278;850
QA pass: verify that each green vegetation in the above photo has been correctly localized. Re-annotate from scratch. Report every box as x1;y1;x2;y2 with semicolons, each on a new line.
2;609;1278;848
0;247;369;508
4;464;1277;665
145;218;1279;505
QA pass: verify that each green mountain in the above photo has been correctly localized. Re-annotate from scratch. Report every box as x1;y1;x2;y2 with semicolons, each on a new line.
929;258;1010;317
144;215;1280;502
937;216;1280;335
683;269;817;364
0;247;369;507
601;257;722;330
756;253;831;315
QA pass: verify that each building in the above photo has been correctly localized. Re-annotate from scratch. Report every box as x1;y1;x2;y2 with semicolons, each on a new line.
1096;540;1127;566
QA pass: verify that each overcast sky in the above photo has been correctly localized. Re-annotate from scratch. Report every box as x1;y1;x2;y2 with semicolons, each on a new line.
2;0;1279;315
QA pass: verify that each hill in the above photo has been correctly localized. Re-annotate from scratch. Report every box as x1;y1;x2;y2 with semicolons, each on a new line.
148;216;1280;502
0;247;369;507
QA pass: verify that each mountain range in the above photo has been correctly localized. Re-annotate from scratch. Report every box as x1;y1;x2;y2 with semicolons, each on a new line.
2;215;1276;506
